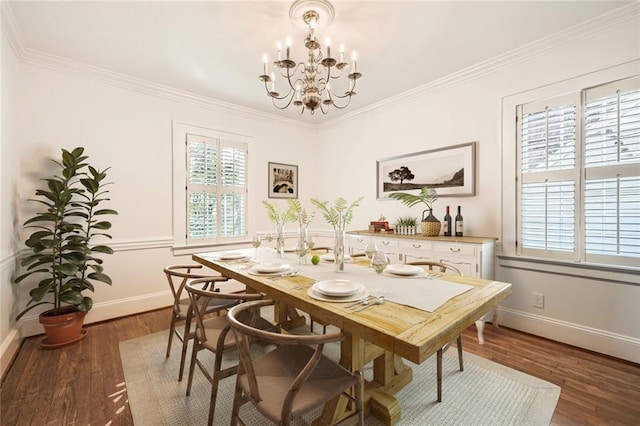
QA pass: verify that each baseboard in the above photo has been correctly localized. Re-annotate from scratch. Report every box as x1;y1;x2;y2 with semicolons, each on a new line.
0;328;21;380
498;307;640;364
14;290;173;338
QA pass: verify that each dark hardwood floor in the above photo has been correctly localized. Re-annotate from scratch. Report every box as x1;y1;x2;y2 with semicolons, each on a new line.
1;308;639;425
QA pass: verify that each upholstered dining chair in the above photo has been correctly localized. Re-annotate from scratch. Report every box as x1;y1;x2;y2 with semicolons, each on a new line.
406;260;464;402
164;264;235;381
185;279;275;426
227;299;365;426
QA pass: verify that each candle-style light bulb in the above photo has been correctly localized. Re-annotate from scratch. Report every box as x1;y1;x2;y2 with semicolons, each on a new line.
270;72;275;92
339;44;345;62
262;54;268;75
352;51;358;72
277;41;282;61
325;37;331;58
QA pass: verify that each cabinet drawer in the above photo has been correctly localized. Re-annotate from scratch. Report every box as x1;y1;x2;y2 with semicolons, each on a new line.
398;239;434;252
346;235;368;250
433;243;477;257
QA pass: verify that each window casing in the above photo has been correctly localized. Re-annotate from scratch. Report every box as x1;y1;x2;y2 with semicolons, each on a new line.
172;122;254;252
516;76;640;268
186;134;247;244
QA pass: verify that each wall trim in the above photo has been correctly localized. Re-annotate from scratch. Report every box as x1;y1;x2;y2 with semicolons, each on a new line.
16;290;172;338
3;2;638;132
498;307;640;364
0;328;21;381
0;3;311;130
320;3;640;129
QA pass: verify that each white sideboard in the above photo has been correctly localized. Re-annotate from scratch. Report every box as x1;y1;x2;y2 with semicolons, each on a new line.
346;231;499;343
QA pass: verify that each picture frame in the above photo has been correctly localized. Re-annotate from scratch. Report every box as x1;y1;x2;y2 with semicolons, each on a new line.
377;141;476;199
268;162;298;199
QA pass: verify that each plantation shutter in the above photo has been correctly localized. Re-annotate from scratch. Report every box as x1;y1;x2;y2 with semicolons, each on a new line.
583;76;640;264
187;134;247;243
517;94;579;260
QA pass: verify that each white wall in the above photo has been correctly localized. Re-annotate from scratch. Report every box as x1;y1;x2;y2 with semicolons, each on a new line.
1;25;23;375
313;14;640;362
2;4;639;377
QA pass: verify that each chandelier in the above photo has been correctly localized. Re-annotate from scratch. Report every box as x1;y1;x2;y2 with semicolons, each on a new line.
259;0;362;115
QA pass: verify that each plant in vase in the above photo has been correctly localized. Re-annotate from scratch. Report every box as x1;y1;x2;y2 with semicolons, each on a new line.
388;186;440;236
14;147;117;348
262;200;295;258
287;199;315;264
311;196;363;272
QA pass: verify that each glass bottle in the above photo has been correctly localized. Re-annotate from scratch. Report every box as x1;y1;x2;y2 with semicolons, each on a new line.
443;206;452;237
455;206;463;237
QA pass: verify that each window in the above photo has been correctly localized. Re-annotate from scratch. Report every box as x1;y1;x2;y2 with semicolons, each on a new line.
186;134;247;243
516;76;640;267
172;122;254;251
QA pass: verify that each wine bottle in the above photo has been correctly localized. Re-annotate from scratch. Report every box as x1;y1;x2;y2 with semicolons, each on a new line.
443;206;452;236
455;206;463;237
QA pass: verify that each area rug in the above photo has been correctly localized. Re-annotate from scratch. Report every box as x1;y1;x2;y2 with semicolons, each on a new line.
119;330;560;425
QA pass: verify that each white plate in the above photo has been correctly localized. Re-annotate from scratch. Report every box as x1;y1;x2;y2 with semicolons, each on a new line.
384;264;423;276
251;263;290;273
320;253;352;263
307;286;370;303
215;252;249;261
315;279;363;297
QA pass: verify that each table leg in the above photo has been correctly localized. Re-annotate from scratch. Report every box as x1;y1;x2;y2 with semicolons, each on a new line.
313;335;412;426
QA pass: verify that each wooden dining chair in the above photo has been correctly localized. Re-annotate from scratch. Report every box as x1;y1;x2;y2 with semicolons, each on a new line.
185;279;275;426
406;260;464;402
227;299;365;426
164;264;236;381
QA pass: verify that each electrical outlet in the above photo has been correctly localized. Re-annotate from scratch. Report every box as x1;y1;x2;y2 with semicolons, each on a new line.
533;293;544;309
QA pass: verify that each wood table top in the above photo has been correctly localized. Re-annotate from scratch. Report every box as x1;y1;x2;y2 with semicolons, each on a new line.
193;251;511;364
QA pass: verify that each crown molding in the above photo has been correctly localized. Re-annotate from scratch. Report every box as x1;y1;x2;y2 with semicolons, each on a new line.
1;0;26;59
320;2;640;129
2;2;638;131
0;2;313;130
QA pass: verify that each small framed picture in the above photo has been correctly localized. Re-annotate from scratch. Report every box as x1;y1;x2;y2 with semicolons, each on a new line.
268;162;298;199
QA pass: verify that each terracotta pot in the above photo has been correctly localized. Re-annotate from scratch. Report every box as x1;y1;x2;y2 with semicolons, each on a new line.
39;306;87;349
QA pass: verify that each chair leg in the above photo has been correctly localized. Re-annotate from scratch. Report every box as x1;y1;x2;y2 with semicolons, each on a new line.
437;348;443;402
178;315;193;381
457;335;464;371
186;338;199;396
230;378;243;426
166;315;177;358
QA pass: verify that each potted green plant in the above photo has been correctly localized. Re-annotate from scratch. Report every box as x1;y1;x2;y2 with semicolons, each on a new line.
394;216;417;235
388;186;440;236
14;147;117;348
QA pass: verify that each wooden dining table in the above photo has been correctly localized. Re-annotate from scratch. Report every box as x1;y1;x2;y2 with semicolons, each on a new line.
193;249;512;425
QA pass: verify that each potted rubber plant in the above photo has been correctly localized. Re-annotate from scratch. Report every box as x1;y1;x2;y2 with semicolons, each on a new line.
388;186;440;236
14;147;117;348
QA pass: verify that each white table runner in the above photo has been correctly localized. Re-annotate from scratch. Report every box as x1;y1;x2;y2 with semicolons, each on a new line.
203;249;474;313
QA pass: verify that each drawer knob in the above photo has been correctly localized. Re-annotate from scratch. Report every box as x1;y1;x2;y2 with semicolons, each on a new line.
412;243;422;248
449;248;461;253
382;241;389;245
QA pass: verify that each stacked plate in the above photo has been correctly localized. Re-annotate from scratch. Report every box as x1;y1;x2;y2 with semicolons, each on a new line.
384;264;425;277
248;263;292;276
307;279;369;302
319;253;352;263
213;252;250;261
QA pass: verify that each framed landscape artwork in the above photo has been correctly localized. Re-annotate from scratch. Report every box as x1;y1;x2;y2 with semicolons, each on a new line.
377;142;476;199
268;162;298;199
